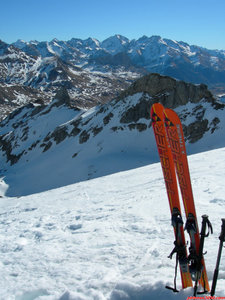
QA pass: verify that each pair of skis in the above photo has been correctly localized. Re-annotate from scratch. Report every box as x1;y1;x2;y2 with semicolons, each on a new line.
150;103;210;293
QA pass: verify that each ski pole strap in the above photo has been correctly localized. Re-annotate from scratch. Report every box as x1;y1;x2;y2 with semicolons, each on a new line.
168;241;186;260
166;249;180;293
201;215;213;238
199;215;213;253
166;251;179;293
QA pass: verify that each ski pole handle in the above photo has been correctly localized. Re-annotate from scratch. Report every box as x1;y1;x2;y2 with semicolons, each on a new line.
219;218;225;242
201;214;213;237
198;215;212;264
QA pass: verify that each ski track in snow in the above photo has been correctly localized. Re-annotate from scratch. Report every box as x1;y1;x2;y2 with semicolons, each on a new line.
0;148;225;299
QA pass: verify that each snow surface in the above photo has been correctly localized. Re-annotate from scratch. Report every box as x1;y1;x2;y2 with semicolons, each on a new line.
1;147;225;299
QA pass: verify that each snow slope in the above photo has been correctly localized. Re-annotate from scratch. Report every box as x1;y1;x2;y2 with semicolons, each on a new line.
1;84;225;198
0;93;158;197
0;147;225;299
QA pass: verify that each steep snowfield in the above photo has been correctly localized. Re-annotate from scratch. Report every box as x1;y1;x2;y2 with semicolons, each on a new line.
2;91;225;197
0;94;158;197
0;147;225;299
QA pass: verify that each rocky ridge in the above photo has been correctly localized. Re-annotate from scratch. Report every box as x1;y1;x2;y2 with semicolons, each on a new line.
1;73;225;196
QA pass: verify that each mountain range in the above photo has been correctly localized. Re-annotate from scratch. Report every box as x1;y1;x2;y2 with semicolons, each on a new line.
1;73;225;197
1;34;225;120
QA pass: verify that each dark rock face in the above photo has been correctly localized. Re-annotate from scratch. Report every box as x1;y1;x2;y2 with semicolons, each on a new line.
120;96;151;123
103;113;114;125
119;73;215;108
79;130;90;144
183;119;209;143
54;87;71;107
0;132;24;165
117;73;217;138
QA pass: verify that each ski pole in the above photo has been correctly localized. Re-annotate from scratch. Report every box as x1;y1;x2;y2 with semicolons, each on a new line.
193;215;213;296
211;218;225;296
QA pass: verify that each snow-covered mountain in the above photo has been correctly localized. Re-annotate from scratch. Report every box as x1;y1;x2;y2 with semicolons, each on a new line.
0;38;140;120
9;34;225;88
1;34;225;120
1;73;225;197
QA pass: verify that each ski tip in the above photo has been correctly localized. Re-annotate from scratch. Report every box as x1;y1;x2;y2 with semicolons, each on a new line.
150;103;164;122
150;103;164;114
163;107;180;123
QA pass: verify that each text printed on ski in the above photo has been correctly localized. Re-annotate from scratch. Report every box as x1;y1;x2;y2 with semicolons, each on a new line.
187;297;225;300
176;124;185;154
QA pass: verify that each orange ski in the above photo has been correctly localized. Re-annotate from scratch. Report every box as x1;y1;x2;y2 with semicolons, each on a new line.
164;108;210;293
151;103;192;290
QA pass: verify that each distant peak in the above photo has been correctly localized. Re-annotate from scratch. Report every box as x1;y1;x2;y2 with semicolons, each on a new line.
51;38;59;43
105;34;129;42
85;37;100;46
13;39;27;48
0;39;9;48
115;34;129;40
30;40;40;45
15;39;26;43
149;35;162;42
101;35;130;54
138;35;148;40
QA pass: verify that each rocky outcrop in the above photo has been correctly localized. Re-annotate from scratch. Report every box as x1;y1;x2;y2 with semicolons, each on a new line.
117;73;225;144
118;73;215;108
54;87;71;107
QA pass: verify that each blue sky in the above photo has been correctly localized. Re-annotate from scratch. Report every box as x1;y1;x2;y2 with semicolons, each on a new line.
1;0;225;50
